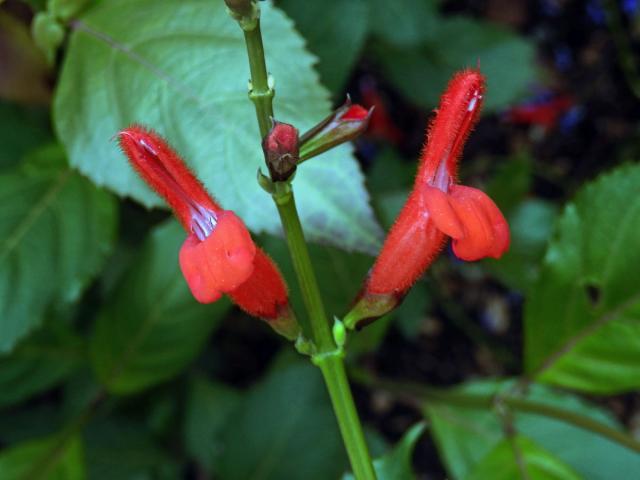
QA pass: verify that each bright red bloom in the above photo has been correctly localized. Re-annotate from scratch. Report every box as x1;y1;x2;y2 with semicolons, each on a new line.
119;126;300;339
345;69;509;328
118;126;256;303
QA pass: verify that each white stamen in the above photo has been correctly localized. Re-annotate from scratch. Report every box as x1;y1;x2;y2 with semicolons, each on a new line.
468;90;482;112
191;206;218;241
139;138;158;156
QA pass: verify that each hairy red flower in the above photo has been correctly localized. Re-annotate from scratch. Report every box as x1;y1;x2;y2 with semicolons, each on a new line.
118;126;300;339
346;69;509;328
119;126;256;303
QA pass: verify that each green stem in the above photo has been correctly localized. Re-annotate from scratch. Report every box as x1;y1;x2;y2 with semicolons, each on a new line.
232;4;377;478
603;0;640;99
354;372;640;455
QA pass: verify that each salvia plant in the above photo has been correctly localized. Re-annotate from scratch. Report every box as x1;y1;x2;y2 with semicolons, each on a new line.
1;0;640;478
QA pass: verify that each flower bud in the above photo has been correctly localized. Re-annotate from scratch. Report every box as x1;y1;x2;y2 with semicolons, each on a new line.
262;121;299;182
224;0;254;17
299;98;373;161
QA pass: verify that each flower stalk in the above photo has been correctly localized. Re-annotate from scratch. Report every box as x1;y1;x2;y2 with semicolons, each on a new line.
229;3;377;479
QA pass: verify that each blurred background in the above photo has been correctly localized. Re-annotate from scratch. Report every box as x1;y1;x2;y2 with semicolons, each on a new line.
1;0;640;478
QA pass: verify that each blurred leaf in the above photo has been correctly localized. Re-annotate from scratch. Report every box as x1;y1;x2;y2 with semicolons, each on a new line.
84;417;179;480
0;323;83;409
376;189;410;229
367;148;415;194
467;436;581;480
395;282;431;339
525;163;640;393
343;422;425;480
0;101;51;169
217;359;348;480
0;145;117;353
487;199;558;292
90;220;230;395
183;376;241;473
368;0;437;47
278;0;369;93
54;0;383;254
0;12;50;104
424;380;640;480
0;434;84;480
0;405;65;445
374;16;536;111
485;153;533;215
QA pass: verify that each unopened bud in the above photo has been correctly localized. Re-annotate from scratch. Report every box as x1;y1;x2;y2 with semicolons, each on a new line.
262;121;299;182
299;97;373;161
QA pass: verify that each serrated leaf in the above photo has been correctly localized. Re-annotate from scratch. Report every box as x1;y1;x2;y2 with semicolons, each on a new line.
0;434;84;480
375;16;536;111
53;0;382;254
0;145;117;353
343;422;425;480
90;220;230;395
217;359;348;480
0;323;83;410
467;436;581;480
424;380;640;480
525;163;640;393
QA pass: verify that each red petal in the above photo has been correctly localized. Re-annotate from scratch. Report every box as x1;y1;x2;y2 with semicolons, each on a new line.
422;185;465;239
448;185;510;260
228;249;288;320
178;211;256;303
367;189;446;295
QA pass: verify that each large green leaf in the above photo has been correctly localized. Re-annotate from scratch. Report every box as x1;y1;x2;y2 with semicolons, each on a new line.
368;0;437;47
90;220;230;395
0;323;83;409
525;164;640;393
54;0;382;254
0;100;51;169
217;358;348;480
374;16;536;111
424;380;640;480
467;436;581;480
278;0;369;93
0;434;84;480
0;145;117;353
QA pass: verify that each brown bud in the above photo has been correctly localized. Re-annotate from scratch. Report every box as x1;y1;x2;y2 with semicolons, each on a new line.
262;121;299;182
224;0;254;16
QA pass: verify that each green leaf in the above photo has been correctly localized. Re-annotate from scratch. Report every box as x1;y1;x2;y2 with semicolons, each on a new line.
374;16;536;111
368;0;437;47
0;144;117;353
54;0;383;254
343;422;425;480
217;358;348;480
467;436;581;480
0;434;84;480
0;323;83;409
90;220;230;395
278;0;369;93
487;199;558;292
424;379;640;480
0;101;51;169
525;163;640;393
183;377;241;473
84;417;179;480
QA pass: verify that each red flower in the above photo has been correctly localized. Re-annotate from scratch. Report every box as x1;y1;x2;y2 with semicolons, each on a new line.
119;126;256;303
346;69;509;328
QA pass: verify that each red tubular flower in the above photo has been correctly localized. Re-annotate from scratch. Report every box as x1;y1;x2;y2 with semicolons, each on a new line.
119;126;301;339
119;125;256;303
345;69;510;329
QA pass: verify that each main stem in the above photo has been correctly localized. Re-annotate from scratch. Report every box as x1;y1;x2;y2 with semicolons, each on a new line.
236;6;376;479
